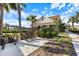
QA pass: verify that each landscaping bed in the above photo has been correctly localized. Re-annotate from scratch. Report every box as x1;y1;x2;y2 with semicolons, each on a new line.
28;33;77;56
68;28;79;34
68;29;79;33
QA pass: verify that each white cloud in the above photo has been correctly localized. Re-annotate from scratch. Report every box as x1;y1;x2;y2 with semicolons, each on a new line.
62;7;74;15
45;14;49;17
73;3;79;10
36;15;41;19
45;7;48;10
3;9;31;28
51;3;66;10
41;7;48;15
32;9;38;12
60;4;78;23
62;3;79;16
68;4;72;6
51;3;60;9
42;11;46;14
21;11;26;17
61;12;73;24
61;3;79;23
4;9;18;19
3;19;31;28
4;9;30;19
65;9;72;14
21;11;29;19
59;3;66;9
49;11;53;15
3;19;19;26
21;20;31;28
31;8;38;15
73;3;79;7
60;15;69;23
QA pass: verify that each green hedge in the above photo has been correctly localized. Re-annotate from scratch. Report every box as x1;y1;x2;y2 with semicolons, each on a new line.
59;23;66;32
37;28;57;38
3;28;19;33
67;27;79;33
3;28;27;33
51;31;57;37
68;29;79;33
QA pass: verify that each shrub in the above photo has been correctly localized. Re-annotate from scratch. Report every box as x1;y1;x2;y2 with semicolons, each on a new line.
40;30;45;37
37;28;57;38
3;29;10;33
68;28;79;33
51;31;57;37
38;29;46;37
59;23;66;32
11;30;18;33
22;28;27;32
3;28;19;33
3;28;27;33
46;31;51;38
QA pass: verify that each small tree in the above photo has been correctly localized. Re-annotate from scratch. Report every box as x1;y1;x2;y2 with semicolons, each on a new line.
68;16;77;29
26;15;37;38
75;12;79;24
53;19;63;38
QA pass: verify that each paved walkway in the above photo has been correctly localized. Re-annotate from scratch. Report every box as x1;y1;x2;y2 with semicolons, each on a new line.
0;38;48;56
66;30;79;56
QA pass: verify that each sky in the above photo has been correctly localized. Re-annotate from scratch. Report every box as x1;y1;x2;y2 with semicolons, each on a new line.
3;3;79;28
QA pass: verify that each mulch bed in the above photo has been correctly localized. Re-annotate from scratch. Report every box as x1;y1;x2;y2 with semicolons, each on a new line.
28;41;77;56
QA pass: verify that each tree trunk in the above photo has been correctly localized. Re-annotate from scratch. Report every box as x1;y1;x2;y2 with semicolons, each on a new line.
17;4;22;40
0;4;3;44
72;22;74;29
31;21;33;38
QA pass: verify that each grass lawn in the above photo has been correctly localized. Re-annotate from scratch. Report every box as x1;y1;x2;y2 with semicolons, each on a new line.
76;36;79;39
68;27;79;34
29;32;77;56
3;33;21;40
3;33;20;37
60;32;69;36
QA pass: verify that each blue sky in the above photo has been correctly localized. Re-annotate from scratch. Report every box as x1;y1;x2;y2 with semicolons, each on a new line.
3;3;79;28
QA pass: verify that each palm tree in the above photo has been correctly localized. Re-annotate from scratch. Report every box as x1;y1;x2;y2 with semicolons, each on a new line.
75;12;79;23
68;12;79;29
9;3;26;39
26;15;37;38
0;3;12;41
0;3;26;41
68;16;76;29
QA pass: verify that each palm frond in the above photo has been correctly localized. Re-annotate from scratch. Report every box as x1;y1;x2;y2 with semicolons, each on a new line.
68;18;71;23
26;16;31;21
20;3;26;7
4;4;9;12
26;15;37;23
9;3;17;10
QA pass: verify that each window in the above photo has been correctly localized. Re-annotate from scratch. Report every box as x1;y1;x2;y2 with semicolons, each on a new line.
42;25;46;27
38;26;40;29
49;25;52;27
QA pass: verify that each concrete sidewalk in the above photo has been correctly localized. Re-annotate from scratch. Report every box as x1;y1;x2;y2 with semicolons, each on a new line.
66;30;79;56
0;38;48;56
